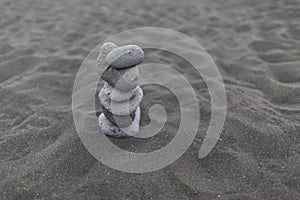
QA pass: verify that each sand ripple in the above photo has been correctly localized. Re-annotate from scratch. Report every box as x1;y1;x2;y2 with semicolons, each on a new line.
0;0;299;199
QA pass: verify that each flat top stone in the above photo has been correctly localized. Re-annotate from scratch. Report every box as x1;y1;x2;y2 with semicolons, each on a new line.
106;45;144;69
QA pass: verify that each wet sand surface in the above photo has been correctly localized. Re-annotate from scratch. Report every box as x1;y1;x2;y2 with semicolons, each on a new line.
0;0;300;199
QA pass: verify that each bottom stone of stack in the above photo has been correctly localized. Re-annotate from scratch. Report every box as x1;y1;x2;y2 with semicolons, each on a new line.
98;107;140;137
101;106;135;127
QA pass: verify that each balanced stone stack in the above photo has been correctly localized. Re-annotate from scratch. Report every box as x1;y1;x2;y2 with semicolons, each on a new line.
97;42;144;137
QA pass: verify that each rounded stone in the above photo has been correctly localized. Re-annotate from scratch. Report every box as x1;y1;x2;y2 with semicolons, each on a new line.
98;107;140;137
106;45;144;69
99;83;142;102
101;66;139;92
101;106;135;127
99;86;143;115
96;42;117;74
100;42;118;56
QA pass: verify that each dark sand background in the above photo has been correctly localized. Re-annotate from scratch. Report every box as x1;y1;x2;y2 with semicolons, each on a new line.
0;0;300;199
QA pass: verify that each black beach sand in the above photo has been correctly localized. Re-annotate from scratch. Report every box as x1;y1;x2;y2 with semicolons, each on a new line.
0;0;300;199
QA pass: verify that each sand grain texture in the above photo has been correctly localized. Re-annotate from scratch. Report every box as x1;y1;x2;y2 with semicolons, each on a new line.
0;0;300;199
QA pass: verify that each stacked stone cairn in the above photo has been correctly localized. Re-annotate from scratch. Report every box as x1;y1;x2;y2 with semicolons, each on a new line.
97;42;144;137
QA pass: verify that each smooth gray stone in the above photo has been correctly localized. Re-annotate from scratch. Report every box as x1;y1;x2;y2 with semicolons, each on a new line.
98;107;140;137
99;83;141;102
101;105;135;128
101;66;139;92
106;45;144;69
96;42;117;74
99;85;143;115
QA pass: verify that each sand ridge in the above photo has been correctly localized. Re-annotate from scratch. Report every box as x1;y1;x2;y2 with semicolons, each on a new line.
0;0;299;199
